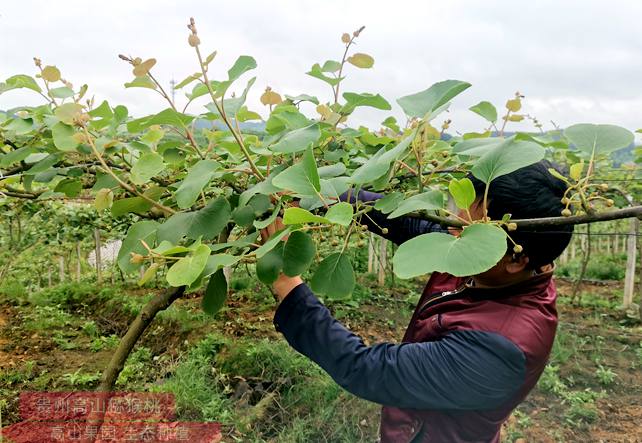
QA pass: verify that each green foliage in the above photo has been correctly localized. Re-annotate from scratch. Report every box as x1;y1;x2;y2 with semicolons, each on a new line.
393;224;507;278
0;19;636;308
594;364;617;386
62;370;101;388
557;253;627;281
116;347;153;387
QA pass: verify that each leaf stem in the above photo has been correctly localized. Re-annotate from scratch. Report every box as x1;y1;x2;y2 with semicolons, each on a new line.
82;126;176;215
193;44;264;180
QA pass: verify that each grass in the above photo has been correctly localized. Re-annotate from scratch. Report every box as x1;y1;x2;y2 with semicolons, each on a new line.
3;274;640;441
150;334;377;441
557;253;627;281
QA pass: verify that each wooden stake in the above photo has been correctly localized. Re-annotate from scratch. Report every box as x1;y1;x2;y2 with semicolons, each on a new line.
623;218;639;308
367;233;374;274
59;256;65;282
378;239;387;286
76;242;82;282
94;229;102;283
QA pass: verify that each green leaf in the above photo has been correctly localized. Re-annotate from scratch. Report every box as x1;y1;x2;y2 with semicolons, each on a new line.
469;101;498;123
206;77;256;116
49;86;75;99
156;213;191;243
51;122;79;151
311;253;355;299
127;108;195;133
166;244;211;286
89;100;113;119
152;241;191;256
471;138;546;184
349;148;392;185
5;117;33;135
54;178;82;197
269;124;321;153
254;228;292;259
325;202;353;226
54;103;83;125
307;63;343;86
94;188;114;210
347;53;374;68
2;75;42;93
564;124;634;155
378;131;416;165
254;202;282;229
318;163;347;178
236;106;262;122
124;76;157;90
283;231;316;276
228;55;256;80
138;263;160;286
397;80;471;119
569;161;584;181
321;60;342;72
256;242;284;284
175;160;220;209
174;73;202;89
349;131;416;185
448;178;476;210
232;205;256;227
130;152;165;185
374;192;404;214
393;224;507;278
272;147;320;197
202;269;228;315
453;138;503;157
186;197;231;240
0;146;36;167
389;191;444;218
202;254;242;277
285;94;319;105
117;221;159;273
283;207;328;225
341;92;391;114
111;197;152;217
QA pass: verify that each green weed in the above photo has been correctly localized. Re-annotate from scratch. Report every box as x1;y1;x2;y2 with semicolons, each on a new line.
594;364;617;386
22;305;73;331
61;370;101;388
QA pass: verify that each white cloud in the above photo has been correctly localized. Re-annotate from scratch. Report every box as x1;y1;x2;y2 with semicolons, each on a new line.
1;0;641;132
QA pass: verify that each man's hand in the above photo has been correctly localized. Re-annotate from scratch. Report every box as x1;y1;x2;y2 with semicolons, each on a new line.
260;217;303;302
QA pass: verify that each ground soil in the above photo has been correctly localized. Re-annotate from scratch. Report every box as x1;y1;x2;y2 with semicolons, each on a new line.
1;277;641;442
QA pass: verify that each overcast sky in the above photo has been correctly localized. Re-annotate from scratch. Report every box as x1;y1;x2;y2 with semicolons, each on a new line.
2;0;642;134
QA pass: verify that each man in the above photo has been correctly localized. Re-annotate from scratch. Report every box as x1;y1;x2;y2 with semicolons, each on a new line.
261;160;573;442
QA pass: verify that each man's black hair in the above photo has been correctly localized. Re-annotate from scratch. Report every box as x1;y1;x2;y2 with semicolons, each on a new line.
468;159;573;270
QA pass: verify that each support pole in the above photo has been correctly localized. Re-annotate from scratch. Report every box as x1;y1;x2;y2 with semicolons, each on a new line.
623;218;639;308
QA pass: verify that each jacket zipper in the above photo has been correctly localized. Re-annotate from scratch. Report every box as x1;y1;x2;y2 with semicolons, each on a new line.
417;279;472;315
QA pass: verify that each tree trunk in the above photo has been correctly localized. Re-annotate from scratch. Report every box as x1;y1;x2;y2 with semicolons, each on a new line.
97;285;186;392
623;218;639;308
94;229;102;283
